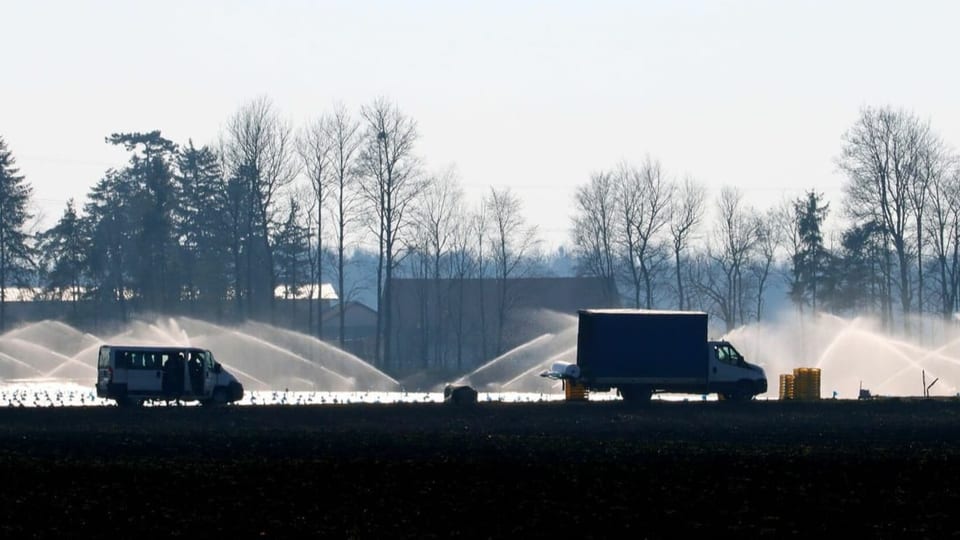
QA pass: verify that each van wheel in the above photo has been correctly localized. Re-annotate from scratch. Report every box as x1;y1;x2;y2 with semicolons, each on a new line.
206;387;228;406
116;397;142;408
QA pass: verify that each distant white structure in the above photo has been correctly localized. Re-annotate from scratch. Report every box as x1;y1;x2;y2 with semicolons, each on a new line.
273;283;338;301
1;287;91;302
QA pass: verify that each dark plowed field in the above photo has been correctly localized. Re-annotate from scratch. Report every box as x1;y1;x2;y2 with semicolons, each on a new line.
1;399;959;538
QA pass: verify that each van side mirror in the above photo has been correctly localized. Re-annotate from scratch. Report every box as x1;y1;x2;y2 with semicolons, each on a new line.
213;363;222;374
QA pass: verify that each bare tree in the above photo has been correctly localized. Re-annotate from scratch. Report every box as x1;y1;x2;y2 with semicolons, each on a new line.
448;202;479;370
325;104;363;349
616;158;673;308
487;187;539;355
222;96;299;319
669;176;705;309
415;167;464;367
357;98;423;369
572;170;619;299
704;187;758;331
472;200;491;361
418;167;463;282
840;106;927;327
912;127;948;315
751;207;784;321
924;153;960;317
298;114;333;336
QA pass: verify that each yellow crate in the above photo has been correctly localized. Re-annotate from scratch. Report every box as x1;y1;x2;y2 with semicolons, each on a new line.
564;381;589;401
779;374;796;400
793;368;821;401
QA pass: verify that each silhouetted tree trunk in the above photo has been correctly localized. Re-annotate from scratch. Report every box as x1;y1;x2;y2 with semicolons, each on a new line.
669;177;705;310
223;96;298;321
358;98;422;370
325;104;363;349
487;187;539;355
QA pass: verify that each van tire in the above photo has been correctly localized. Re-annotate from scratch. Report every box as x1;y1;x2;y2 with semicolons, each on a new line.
207;387;228;406
116;397;143;408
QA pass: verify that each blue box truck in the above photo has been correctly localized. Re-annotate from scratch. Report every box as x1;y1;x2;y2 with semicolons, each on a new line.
545;309;767;402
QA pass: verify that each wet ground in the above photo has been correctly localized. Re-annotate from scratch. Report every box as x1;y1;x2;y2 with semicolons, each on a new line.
1;399;958;537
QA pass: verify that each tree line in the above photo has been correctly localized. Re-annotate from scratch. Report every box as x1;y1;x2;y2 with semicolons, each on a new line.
0;103;954;370
571;105;960;333
0;97;542;371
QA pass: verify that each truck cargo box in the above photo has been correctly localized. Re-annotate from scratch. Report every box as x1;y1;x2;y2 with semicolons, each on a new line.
576;309;708;381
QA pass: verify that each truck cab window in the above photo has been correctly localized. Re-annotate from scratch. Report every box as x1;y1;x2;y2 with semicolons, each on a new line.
722;345;745;366
716;345;739;366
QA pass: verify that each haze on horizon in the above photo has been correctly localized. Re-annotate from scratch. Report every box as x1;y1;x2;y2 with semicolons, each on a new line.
4;0;960;246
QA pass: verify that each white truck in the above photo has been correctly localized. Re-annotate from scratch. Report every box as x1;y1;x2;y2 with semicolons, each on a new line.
95;345;244;407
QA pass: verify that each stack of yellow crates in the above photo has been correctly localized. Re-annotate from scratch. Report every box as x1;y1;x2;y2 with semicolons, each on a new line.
793;368;822;401
564;381;589;401
779;374;796;400
779;369;822;400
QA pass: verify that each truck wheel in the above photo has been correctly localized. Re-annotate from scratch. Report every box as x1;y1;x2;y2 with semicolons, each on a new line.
619;385;652;403
730;381;755;402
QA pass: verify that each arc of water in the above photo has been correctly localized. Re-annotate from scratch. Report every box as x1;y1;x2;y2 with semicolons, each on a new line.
202;329;359;388
898;333;960;368
238;320;399;384
43;359;97;378
501;346;576;390
0;352;44;376
813;317;864;369
465;334;555;378
821;327;942;393
218;364;272;389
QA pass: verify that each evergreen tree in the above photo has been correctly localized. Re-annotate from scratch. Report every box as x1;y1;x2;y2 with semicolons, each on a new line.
175;141;231;314
38;199;88;314
790;191;830;312
0;137;34;331
84;170;134;321
106;131;180;312
274;196;311;300
827;221;886;314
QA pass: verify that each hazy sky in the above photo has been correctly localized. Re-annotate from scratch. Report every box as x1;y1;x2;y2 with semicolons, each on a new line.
4;0;960;247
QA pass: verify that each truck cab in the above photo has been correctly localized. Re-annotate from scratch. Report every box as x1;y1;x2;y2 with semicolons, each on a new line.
707;340;767;401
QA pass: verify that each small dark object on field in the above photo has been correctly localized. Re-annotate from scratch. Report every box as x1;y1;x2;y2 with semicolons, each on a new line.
444;384;478;405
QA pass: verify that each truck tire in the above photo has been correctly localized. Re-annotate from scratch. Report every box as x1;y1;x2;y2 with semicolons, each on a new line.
619;385;652;403
727;381;755;403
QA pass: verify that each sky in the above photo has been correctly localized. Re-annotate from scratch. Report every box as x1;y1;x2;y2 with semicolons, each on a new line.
4;0;960;248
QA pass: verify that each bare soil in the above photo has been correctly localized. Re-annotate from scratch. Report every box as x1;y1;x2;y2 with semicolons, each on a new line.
1;399;959;538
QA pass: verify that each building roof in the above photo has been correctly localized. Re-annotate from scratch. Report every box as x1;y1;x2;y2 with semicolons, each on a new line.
390;276;620;315
273;283;338;300
320;301;377;323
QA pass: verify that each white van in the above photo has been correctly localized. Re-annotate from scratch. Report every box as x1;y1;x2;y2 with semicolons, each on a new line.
95;345;244;406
